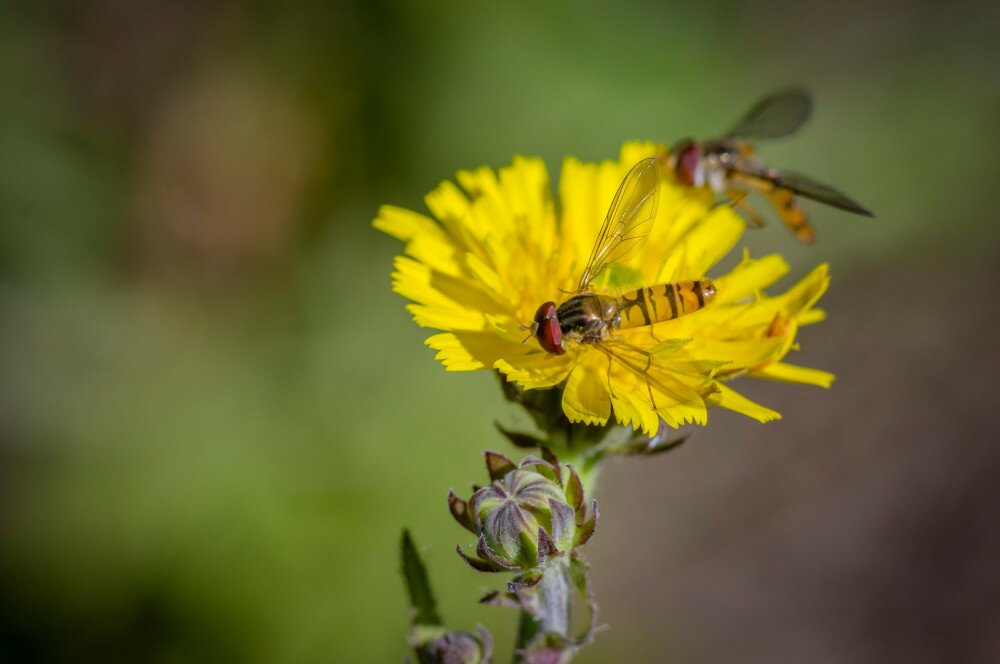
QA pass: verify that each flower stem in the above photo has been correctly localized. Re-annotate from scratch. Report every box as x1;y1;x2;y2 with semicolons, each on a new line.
512;561;574;663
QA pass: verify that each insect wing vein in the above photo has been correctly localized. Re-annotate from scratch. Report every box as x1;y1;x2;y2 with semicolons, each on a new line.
726;88;813;140
774;171;874;216
577;158;660;290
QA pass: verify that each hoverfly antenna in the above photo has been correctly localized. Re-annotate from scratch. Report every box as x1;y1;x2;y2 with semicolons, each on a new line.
519;321;538;345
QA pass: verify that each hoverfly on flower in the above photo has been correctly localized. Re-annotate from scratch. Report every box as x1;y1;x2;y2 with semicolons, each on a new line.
662;88;873;243
376;142;836;434
524;158;717;405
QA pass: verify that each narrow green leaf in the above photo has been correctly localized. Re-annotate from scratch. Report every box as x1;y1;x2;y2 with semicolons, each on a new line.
400;529;443;626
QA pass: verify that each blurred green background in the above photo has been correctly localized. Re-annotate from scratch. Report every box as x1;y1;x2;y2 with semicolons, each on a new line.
1;1;997;662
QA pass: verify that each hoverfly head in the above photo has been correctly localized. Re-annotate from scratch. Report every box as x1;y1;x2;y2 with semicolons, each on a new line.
530;301;565;355
668;139;703;188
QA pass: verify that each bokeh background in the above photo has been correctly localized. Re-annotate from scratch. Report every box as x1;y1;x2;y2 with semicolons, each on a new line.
1;1;998;662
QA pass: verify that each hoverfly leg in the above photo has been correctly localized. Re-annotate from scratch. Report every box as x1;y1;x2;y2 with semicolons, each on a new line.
727;188;766;229
647;323;663;344
708;194;729;212
617;340;653;372
605;352;616;399
519;321;541;345
614;339;657;410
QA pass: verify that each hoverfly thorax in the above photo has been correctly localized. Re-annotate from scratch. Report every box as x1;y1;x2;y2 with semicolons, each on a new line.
531;301;565;355
555;294;619;346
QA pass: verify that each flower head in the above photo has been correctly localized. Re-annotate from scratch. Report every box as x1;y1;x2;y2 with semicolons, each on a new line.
376;142;832;434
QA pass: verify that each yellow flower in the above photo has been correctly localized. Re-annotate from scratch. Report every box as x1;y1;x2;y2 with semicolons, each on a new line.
375;142;833;434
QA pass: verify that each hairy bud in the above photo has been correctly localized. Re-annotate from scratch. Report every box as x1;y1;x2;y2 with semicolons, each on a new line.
412;625;493;664
452;451;598;572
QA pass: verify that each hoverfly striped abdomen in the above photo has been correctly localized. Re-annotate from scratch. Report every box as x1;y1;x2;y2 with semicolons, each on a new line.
617;280;716;329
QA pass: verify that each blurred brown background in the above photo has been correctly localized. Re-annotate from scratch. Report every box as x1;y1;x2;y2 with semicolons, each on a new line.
0;1;997;662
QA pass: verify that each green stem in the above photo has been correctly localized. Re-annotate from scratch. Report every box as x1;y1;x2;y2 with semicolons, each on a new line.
536;562;571;636
512;561;574;663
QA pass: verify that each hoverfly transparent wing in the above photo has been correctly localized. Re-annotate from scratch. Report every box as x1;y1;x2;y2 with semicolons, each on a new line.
577;158;660;291
771;170;874;217
726;88;813;140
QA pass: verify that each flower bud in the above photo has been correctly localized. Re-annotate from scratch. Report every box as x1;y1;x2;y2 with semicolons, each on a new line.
452;451;598;572
413;625;492;664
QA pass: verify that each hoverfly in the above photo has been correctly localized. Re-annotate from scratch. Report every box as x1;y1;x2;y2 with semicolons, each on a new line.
525;158;715;375
663;88;874;243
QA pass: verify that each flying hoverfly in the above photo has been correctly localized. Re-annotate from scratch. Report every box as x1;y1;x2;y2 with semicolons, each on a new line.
525;158;716;375
663;88;874;243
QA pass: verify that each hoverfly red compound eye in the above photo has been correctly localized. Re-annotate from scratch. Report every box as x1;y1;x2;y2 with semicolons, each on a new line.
671;140;701;187
532;301;565;355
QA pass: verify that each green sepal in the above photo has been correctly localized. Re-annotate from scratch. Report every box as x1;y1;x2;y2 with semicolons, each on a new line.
508;571;543;593
564;465;584;512
618;427;689;456
495;422;544;449
455;543;506;573
480;590;521;609
536;527;560;565
573;500;599;548
448;490;476;533
484;451;516;481
538;447;564;484
516;454;560;484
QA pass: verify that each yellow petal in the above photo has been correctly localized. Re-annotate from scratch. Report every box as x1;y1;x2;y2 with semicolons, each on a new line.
407;304;486;332
686;337;787;370
713;252;790;305
799;308;826;325
619;141;660;166
500;157;553;238
562;353;612;426
773;263;830;317
425;179;470;232
373;205;444;243
392;257;503;317
655;205;744;282
456;166;500;201
647;370;710;428
613;388;661;435
496;351;574;389
375;206;463;277
427;332;521;371
465;252;516;308
751;362;835;388
558;157;624;283
607;347;709;432
713;384;782;422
